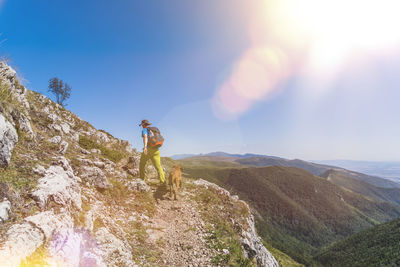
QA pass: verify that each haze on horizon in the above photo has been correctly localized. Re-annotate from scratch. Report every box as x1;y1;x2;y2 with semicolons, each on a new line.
1;0;400;161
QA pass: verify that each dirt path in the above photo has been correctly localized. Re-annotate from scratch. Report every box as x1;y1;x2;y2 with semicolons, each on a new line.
146;183;215;267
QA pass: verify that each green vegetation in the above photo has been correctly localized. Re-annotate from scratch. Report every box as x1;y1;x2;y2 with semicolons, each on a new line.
79;135;129;163
193;184;254;266
206;221;252;266
181;161;400;266
0;81;14;103
321;169;400;205
263;241;305;267
315;218;400;266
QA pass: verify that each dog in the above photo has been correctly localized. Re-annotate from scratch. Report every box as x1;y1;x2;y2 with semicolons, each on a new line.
168;165;183;200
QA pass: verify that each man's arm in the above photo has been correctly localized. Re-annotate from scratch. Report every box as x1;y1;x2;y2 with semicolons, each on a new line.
143;134;148;154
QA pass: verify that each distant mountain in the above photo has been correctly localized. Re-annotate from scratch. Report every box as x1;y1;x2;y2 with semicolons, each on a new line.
313;160;400;183
321;169;400;205
315;217;400;266
179;153;400;188
170;151;283;160
179;163;400;265
170;153;199;160
321;168;400;189
235;157;340;176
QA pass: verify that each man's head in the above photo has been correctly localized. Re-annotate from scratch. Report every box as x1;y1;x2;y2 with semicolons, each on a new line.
139;119;151;128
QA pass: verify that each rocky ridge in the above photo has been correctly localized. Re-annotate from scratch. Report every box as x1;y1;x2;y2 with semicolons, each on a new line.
0;61;278;266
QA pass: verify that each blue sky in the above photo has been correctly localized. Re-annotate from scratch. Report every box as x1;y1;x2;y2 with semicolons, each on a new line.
1;0;400;161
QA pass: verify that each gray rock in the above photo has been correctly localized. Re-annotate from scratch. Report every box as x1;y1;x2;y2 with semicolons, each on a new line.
33;165;46;176
0;198;11;222
25;210;74;240
194;179;279;267
48;135;62;144
0;209;77;267
47;113;59;123
127;168;139;177
128;155;140;169
95;131;111;143
93;161;105;169
31;157;82;210
240;207;279;267
49;123;62;133
95;227;135;266
0;61;30;109
60;122;70;134
126;178;150;193
0;221;44;266
91;148;101;154
59;140;69;155
11;110;35;138
80;166;111;189
0;114;18;167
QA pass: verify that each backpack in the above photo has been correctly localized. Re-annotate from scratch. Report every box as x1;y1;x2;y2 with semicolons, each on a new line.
147;127;164;148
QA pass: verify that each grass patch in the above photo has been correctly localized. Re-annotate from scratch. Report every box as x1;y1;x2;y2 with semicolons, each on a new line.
192;185;255;266
93;217;105;232
0;81;14;103
79;135;128;163
206;220;253;266
263;241;305;267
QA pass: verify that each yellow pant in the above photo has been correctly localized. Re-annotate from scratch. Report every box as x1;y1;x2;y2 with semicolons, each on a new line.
139;147;165;183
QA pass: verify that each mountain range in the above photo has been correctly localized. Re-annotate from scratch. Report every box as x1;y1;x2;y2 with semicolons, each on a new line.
178;154;400;265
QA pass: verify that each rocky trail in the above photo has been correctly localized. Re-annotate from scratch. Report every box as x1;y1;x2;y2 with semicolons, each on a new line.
145;181;216;266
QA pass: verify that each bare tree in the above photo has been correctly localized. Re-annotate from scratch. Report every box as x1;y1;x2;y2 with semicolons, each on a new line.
48;77;71;107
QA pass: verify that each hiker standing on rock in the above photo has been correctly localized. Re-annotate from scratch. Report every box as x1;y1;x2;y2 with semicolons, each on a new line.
139;119;166;187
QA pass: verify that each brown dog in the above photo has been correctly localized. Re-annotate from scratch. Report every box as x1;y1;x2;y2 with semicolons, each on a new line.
168;165;183;200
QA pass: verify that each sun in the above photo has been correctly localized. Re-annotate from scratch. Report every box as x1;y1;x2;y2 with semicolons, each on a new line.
262;0;400;69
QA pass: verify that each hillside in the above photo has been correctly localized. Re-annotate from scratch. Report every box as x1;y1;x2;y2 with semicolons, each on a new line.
321;169;400;205
0;61;279;266
181;153;400;189
315;218;400;266
180;163;400;265
314;159;400;184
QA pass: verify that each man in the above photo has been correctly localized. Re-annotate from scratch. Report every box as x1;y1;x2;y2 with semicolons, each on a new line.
138;119;166;186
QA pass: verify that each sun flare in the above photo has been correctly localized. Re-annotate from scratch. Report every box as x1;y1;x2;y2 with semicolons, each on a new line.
213;0;400;119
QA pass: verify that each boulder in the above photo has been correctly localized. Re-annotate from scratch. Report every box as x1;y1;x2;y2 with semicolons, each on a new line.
25;210;74;240
0;209;77;267
95;227;135;266
48;135;62;144
80;166;111;189
0;61;30;109
193;179;279;266
0;222;44;266
60;122;70;134
126;178;150;193
0;114;18;167
31;157;82;210
0;198;11;222
59;140;69;155
11;110;35;138
241;213;279;267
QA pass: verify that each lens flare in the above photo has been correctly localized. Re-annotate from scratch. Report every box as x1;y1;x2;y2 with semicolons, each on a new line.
212;0;400;119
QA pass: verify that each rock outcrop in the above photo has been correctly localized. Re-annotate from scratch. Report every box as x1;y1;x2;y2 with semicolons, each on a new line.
0;114;18;167
0;199;11;223
31;158;82;210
